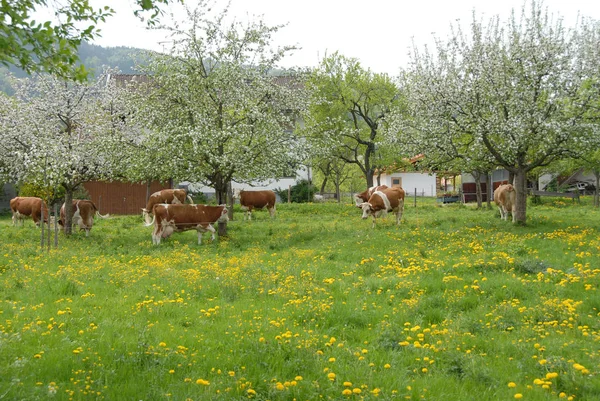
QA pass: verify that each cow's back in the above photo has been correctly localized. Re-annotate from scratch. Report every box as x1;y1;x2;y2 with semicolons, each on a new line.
380;187;405;209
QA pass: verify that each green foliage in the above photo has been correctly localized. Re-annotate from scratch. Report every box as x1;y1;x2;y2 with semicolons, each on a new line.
275;179;317;203
0;1;178;81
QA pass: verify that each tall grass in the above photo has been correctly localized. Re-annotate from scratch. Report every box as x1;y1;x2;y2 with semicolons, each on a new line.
0;197;598;400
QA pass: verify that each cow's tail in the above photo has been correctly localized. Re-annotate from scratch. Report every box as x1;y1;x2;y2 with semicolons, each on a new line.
187;195;195;204
144;213;156;227
95;211;110;219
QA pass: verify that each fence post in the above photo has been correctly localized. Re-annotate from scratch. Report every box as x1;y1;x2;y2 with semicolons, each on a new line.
414;188;417;207
47;203;51;252
54;204;59;248
288;185;291;204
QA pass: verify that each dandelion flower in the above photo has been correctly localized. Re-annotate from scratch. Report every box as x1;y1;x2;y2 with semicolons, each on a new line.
342;389;352;396
514;394;523;399
508;382;517;388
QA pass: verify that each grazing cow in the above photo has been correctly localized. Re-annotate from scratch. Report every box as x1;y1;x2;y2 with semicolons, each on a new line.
58;200;109;236
233;189;276;220
10;197;49;226
359;187;405;228
147;204;229;245
354;185;389;207
494;184;516;222
142;188;194;224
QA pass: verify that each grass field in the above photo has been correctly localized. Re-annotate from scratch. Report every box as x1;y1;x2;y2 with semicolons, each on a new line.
1;197;598;400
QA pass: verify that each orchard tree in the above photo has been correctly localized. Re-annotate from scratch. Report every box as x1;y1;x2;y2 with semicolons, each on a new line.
0;69;134;234
389;0;599;223
304;53;403;189
0;0;180;80
130;1;309;231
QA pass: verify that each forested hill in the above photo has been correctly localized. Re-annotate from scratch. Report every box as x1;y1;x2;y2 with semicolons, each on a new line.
0;42;148;94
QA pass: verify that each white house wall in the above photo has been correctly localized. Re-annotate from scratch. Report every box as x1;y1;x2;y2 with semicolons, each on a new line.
378;172;437;197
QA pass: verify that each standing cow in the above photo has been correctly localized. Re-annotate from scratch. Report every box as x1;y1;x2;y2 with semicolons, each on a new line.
233;189;276;220
142;188;194;224
359;187;405;228
147;204;229;245
494;184;516;222
58;199;109;236
10;197;49;227
354;185;389;207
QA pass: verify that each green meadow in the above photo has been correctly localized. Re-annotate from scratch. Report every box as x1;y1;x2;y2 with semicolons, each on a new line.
1;198;598;401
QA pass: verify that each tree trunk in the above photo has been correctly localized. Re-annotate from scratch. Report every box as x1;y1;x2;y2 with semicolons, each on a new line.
336;170;341;204
320;177;328;195
146;180;151;202
513;169;527;224
366;167;375;188
215;187;228;237
64;187;74;236
227;181;234;220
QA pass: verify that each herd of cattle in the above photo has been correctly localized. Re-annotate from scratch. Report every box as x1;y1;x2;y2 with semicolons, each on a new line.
7;183;517;245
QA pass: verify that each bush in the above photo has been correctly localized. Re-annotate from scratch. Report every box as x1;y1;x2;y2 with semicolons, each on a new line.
275;179;317;203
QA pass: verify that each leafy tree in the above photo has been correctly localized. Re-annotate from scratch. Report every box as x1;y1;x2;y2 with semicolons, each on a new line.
0;0;179;80
129;1;309;233
275;179;317;203
0;69;133;234
390;1;600;223
304;53;403;189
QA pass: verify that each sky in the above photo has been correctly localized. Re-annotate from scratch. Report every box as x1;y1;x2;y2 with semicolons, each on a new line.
82;0;600;76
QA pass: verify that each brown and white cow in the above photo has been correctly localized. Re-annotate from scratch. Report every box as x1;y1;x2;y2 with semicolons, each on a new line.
233;189;276;220
147;203;229;245
10;197;49;227
58;200;109;236
359;187;405;228
494;184;516;222
142;188;194;224
354;185;389;207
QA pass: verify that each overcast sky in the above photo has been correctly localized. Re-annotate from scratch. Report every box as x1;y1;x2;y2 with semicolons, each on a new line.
87;0;600;76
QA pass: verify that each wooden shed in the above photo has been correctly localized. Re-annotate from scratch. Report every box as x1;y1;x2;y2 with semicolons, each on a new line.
82;180;171;215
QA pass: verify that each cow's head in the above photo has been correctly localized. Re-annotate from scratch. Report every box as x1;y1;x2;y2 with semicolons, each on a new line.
218;205;229;223
353;193;364;208
232;188;243;199
359;202;374;219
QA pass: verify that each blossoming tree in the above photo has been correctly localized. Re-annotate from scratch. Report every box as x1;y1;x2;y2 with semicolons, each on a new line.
129;1;309;232
0;69;133;234
387;1;600;223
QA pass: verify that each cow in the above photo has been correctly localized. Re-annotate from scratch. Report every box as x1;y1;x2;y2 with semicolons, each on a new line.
359;187;405;228
354;185;389;207
147;203;229;245
58;200;109;236
10;197;49;227
142;188;194;224
494;184;516;222
233;189;276;220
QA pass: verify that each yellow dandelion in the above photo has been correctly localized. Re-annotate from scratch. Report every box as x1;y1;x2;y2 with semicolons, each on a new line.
329;357;336;363
546;372;558;379
159;342;167;347
247;389;256;396
196;379;210;386
275;382;285;391
327;372;336;381
384;363;391;369
294;376;303;381
514;394;523;399
342;389;352;396
508;382;517;388
352;388;362;394
343;381;352;387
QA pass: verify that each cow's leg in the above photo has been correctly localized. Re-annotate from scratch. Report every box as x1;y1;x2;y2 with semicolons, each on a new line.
396;201;404;225
152;225;162;245
371;215;376;229
269;206;275;218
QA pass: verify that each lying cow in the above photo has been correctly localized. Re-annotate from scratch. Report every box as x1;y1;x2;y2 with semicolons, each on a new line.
359;187;405;228
10;196;49;227
142;188;194;224
147;204;229;245
354;185;389;207
494;184;516;222
233;189;276;220
58;200;109;236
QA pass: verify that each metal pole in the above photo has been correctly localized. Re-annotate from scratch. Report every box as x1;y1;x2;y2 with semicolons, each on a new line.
40;203;45;248
414;188;417;208
47;202;51;252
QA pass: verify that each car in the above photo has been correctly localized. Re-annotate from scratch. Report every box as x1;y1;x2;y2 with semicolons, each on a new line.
566;181;593;192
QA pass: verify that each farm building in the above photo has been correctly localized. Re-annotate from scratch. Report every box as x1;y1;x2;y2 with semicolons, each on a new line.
461;169;510;203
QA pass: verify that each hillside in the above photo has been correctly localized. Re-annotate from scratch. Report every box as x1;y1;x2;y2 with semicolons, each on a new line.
0;42;149;94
